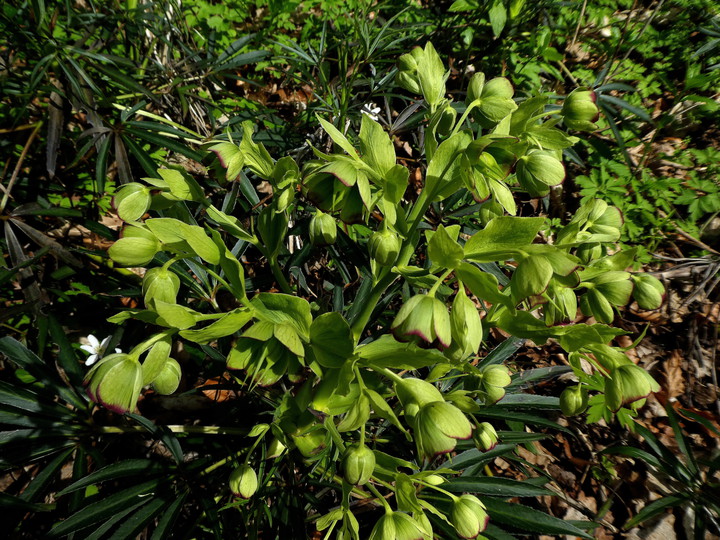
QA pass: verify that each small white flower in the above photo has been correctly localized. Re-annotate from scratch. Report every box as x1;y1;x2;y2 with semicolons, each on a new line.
361;103;382;121
80;334;121;367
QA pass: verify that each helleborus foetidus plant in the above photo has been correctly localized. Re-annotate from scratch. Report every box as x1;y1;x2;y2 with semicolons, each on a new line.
100;43;662;539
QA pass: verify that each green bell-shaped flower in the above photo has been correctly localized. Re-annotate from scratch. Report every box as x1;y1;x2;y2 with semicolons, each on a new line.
229;464;258;499
369;511;427;540
476;365;512;405
342;443;376;486
580;287;615;323
562;88;600;131
84;353;143;413
396;377;445;424
559;384;589;416
473;422;498;451
391;295;452;350
632;274;664;310
108;226;160;267
515;151;565;197
414;401;473;459
605;364;660;412
450;494;489;539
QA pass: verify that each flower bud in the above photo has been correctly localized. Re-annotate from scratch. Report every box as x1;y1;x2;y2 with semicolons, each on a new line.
476;365;511;405
391;295;452;350
446;288;483;361
451;494;489;539
396;71;422;95
482;77;514;99
632;274;664;310
423;474;446;486
562;88;599;131
368;229;401;266
466;72;486;104
114;183;152;222
142;267;180;308
436;105;457;136
108;226;161;267
580;288;615;324
474;422;498;451
84;353;143;413
151;358;182;395
309;210;337;246
229;464;258;499
480;365;511;388
342;443;376;485
544;285;578;325
559;384;589;416
478;200;503;226
398;52;419;73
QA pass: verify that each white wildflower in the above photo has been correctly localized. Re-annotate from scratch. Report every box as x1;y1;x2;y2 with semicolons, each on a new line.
80;334;121;367
361;103;381;121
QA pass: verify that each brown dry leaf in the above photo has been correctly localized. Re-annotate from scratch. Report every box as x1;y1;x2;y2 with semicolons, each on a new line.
201;375;235;402
663;350;685;400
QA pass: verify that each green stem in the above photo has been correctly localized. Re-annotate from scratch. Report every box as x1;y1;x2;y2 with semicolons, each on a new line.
428;269;453;297
269;255;293;294
98;425;250;436
373;366;404;385
365;482;392;512
450;99;481;137
128;328;176;358
415;480;459;501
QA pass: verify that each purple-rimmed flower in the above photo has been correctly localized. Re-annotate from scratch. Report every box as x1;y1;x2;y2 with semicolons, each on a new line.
391;295;451;350
83;353;143;413
450;494;489;539
414;401;473;459
604;364;660;412
80;334;121;367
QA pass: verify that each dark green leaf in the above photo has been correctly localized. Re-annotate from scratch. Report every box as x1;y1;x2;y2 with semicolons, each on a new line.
444;476;552;497
482;497;593;538
48;480;160;537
